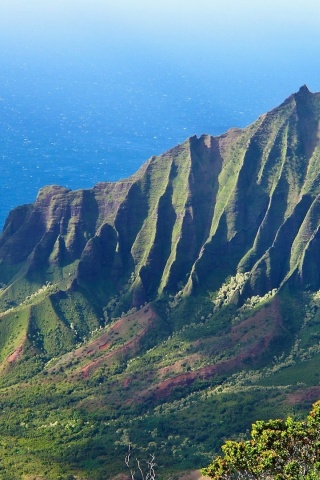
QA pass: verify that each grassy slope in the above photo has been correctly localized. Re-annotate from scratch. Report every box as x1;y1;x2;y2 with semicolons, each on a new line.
0;89;319;478
0;286;317;479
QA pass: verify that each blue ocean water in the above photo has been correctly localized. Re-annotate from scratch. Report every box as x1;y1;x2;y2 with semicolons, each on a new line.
0;64;222;228
1;0;320;231
0;48;317;231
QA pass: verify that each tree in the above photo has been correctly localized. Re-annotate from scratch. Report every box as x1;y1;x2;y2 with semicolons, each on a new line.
202;400;320;479
125;445;156;480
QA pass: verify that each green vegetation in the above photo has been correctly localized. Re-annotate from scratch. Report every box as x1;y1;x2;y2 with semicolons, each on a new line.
0;87;319;477
202;401;320;479
0;287;316;478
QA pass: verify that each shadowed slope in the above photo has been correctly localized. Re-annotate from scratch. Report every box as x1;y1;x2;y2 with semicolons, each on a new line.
0;86;320;373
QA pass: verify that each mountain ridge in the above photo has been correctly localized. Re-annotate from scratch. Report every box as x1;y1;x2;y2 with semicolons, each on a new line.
1;86;320;359
0;86;320;478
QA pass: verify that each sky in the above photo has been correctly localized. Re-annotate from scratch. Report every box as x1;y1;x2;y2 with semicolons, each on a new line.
1;0;320;226
1;0;319;110
1;1;319;47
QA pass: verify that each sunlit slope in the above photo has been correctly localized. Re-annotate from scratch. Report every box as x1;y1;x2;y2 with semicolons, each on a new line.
0;86;320;368
0;87;319;479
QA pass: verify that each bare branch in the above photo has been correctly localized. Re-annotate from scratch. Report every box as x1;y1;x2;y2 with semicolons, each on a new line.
125;446;156;480
125;444;136;480
136;458;145;480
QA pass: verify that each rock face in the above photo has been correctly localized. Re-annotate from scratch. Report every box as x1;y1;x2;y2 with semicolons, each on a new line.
2;88;320;296
1;86;320;360
2;87;320;480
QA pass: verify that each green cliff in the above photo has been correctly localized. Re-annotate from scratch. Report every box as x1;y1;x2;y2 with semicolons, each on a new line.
0;86;319;479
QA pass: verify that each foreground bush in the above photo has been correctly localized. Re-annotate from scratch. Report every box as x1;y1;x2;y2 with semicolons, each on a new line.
202;400;320;479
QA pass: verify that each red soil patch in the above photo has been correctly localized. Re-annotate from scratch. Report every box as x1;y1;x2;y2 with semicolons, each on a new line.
132;297;283;402
286;386;320;405
6;338;26;364
157;354;202;379
143;348;252;401
46;305;157;377
77;305;157;378
178;470;210;480
110;474;130;480
230;296;282;345
81;325;150;378
98;341;111;351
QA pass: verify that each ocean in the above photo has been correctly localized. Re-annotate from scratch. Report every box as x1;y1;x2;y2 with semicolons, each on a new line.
0;51;316;231
1;0;320;231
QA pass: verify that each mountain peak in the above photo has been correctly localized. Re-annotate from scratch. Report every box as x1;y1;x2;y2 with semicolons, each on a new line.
1;87;320;478
296;84;311;96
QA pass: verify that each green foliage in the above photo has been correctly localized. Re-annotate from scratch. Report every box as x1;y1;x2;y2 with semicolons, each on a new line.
202;401;320;480
1;88;320;478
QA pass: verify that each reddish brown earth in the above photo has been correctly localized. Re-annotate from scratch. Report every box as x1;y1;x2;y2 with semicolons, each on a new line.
230;297;282;345
286;386;320;405
111;469;210;480
80;305;158;377
6;338;26;364
81;323;151;378
178;470;210;480
47;297;286;406
157;354;203;379
130;298;283;402
47;304;158;377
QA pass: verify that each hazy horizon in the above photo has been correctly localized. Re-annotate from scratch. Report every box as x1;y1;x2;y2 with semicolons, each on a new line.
1;0;320;227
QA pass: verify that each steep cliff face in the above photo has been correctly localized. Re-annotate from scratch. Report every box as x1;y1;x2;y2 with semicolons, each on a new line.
1;88;320;479
0;86;320;362
2;87;320;300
